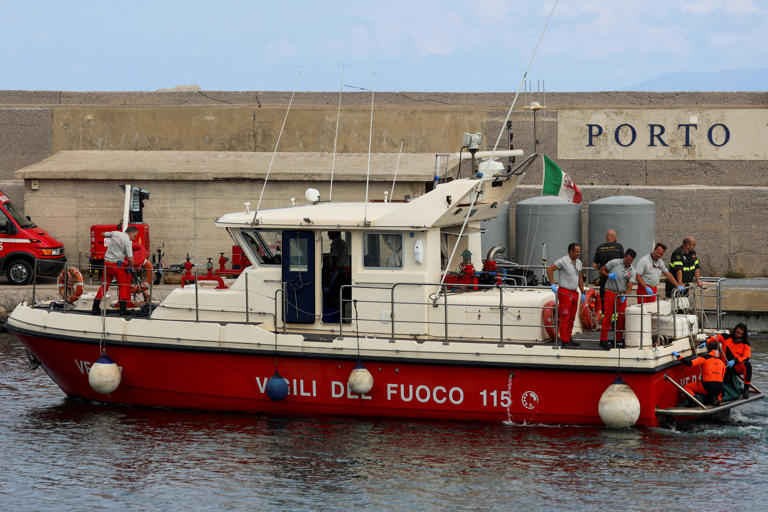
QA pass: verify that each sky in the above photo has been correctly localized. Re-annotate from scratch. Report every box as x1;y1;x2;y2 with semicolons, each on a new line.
1;0;766;92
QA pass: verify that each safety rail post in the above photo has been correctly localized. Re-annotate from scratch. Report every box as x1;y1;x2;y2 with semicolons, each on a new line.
275;281;288;334
673;288;679;340
611;294;617;348
498;285;504;345
716;279;723;330
638;296;644;349
554;293;559;347
339;284;345;339
390;284;396;342
147;267;153;319
273;287;283;335
655;296;661;346
244;272;249;324
194;269;199;322
63;262;68;308
443;285;449;345
31;258;38;304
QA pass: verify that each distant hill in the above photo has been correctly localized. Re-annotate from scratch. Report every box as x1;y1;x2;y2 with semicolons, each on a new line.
621;68;768;92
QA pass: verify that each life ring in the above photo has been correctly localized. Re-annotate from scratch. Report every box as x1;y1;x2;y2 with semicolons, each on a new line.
57;267;85;303
579;288;601;331
542;299;556;340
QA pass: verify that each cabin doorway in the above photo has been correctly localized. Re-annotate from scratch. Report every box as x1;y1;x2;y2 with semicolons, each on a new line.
282;230;315;324
321;230;351;324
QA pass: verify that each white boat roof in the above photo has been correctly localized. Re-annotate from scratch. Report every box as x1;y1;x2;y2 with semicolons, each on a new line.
216;172;526;230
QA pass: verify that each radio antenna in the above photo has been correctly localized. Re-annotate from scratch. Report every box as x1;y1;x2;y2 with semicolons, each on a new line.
363;72;375;226
254;70;301;218
439;0;559;291
329;65;344;202
489;0;558;158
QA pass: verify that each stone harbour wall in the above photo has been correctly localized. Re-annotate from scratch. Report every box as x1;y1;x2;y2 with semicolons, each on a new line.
0;90;766;275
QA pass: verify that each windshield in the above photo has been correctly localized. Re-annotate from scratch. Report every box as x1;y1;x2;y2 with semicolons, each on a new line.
3;200;34;228
239;229;282;265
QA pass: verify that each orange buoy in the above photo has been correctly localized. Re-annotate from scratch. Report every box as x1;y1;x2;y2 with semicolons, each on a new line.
57;267;85;303
580;289;601;331
542;299;556;340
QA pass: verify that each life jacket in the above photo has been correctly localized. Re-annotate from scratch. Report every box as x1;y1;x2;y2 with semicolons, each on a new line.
689;350;726;382
722;337;751;364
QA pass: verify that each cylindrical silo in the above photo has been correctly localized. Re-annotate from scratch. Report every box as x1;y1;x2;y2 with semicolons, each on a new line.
588;196;656;278
516;196;582;282
481;201;510;259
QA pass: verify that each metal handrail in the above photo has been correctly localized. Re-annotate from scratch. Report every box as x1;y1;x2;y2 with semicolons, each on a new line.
339;281;561;344
27;261;723;347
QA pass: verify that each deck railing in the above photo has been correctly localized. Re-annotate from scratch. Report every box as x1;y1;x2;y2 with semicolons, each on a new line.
26;259;727;346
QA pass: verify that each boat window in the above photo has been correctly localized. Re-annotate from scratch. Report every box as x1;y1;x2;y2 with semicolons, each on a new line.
288;237;309;272
239;230;282;265
363;233;403;269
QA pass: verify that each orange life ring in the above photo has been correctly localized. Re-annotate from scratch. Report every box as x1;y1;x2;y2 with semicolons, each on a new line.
57;267;85;303
579;288;601;331
542;299;556;340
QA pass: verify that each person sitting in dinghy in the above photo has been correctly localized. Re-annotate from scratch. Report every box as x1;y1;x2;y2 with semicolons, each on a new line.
673;339;726;406
704;323;752;399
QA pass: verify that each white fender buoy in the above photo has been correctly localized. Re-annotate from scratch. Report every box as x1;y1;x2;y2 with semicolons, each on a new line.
348;362;374;395
266;371;289;401
88;355;122;394
598;376;641;428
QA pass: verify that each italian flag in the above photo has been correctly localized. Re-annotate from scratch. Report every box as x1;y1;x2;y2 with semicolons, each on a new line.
542;154;582;204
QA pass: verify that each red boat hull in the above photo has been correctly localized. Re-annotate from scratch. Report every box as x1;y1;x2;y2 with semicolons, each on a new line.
14;331;695;427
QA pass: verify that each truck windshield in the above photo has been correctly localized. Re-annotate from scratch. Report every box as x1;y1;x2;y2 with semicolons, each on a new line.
3;201;35;228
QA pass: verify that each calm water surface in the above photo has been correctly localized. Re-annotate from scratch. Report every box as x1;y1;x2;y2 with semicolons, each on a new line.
1;331;766;511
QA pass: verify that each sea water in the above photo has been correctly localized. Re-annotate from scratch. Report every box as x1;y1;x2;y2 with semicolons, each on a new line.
1;332;766;511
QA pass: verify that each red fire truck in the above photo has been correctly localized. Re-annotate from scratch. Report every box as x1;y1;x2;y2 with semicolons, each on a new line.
0;191;66;284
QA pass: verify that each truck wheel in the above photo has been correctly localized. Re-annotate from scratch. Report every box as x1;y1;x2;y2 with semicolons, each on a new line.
6;259;33;285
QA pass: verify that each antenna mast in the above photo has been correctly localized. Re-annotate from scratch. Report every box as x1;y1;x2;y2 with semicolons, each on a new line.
363;73;375;226
329;65;344;202
254;71;301;217
488;0;559;158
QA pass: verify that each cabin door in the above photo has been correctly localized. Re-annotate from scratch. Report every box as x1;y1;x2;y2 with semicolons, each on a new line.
282;230;315;324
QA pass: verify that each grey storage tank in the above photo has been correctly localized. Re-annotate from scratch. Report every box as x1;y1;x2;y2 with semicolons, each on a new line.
588;196;655;277
481;201;510;259
515;196;581;278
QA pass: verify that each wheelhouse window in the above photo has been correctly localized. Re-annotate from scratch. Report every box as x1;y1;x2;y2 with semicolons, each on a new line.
288;236;309;272
239;229;282;265
363;233;403;269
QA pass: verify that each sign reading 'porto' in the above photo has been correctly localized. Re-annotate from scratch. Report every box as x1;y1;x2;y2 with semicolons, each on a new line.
557;109;768;160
